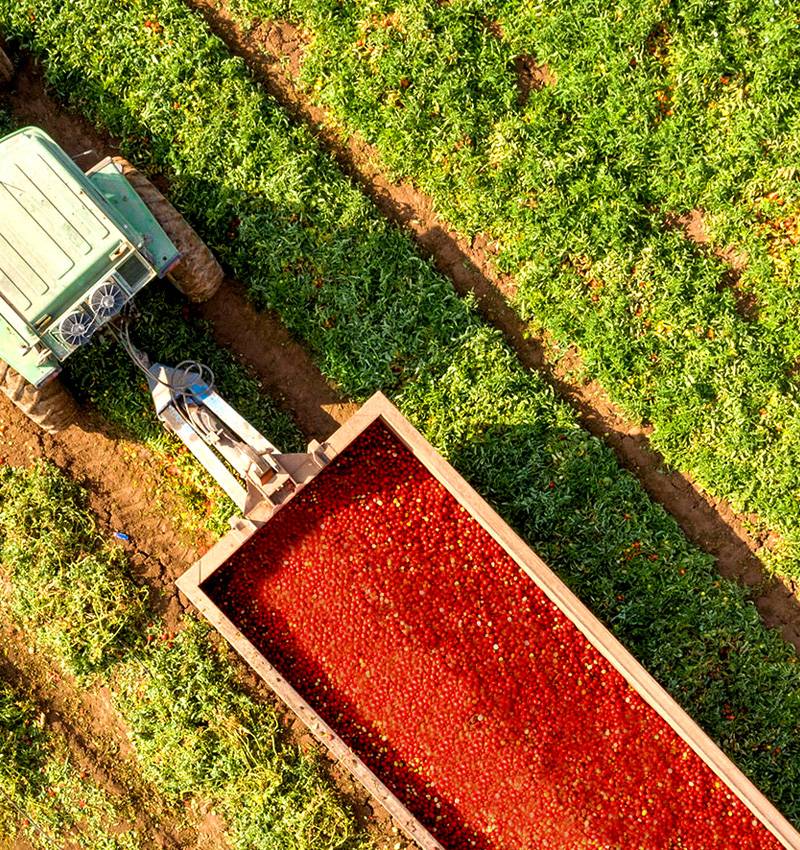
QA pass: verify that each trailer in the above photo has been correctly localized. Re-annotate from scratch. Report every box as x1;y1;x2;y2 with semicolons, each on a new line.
178;393;800;850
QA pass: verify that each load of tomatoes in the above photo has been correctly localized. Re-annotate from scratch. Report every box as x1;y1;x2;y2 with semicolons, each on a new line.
205;421;778;850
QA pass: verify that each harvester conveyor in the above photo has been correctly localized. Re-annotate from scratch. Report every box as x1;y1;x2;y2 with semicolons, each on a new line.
119;324;329;515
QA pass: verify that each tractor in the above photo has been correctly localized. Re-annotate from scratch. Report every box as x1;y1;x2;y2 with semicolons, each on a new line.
0;44;222;430
0;50;320;514
0;124;223;430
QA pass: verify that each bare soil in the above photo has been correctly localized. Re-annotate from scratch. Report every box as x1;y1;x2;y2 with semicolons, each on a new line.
0;44;13;84
513;55;556;105
183;1;800;648
197;281;359;441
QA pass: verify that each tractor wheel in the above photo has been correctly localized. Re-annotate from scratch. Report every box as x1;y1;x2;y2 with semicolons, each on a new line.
113;157;223;303
0;361;77;434
0;47;13;84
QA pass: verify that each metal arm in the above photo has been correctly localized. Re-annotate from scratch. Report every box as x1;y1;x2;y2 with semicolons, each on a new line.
115;320;329;514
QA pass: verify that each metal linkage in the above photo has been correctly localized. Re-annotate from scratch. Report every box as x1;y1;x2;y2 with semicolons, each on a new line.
114;318;328;513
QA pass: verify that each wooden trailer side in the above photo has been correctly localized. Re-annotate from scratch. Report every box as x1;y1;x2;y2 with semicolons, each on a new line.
179;391;800;850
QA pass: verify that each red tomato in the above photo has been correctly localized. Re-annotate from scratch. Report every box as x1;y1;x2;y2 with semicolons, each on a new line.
205;422;778;850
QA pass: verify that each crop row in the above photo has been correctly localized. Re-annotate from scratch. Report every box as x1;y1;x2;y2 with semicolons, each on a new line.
228;0;800;568
0;462;373;849
0;675;143;848
1;0;800;826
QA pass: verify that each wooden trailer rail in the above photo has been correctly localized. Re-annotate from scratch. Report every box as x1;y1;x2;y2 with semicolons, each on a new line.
179;539;444;850
178;392;800;850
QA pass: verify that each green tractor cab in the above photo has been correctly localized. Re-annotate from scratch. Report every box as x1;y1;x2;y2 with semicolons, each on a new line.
0;126;179;387
0;126;222;431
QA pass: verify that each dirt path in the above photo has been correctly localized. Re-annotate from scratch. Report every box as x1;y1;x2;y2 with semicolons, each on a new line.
179;0;800;650
196;280;358;441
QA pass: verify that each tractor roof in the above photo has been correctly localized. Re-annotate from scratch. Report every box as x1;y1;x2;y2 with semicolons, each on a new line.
0;126;129;323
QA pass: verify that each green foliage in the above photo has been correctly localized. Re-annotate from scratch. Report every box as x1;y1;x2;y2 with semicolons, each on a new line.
0;102;13;135
0;463;148;677
0;681;48;822
0;681;143;849
115;619;372;850
2;0;800;827
229;0;800;566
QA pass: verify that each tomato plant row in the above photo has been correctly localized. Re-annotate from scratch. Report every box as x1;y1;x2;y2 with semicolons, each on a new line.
205;422;779;849
2;0;799;828
231;0;800;575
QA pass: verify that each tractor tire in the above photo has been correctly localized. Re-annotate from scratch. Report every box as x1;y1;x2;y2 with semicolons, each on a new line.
0;361;77;434
113;157;223;303
0;48;13;84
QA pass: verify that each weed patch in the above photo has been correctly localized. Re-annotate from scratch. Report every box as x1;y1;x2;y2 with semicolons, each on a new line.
0;463;147;678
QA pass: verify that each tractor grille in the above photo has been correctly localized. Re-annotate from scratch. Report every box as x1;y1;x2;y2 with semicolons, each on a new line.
116;252;151;290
